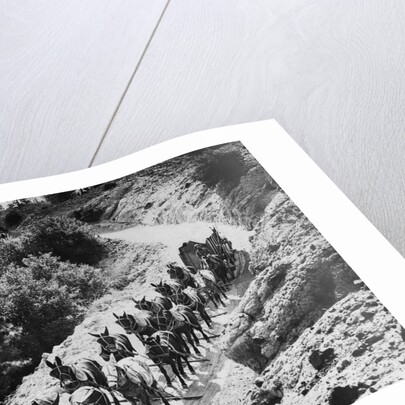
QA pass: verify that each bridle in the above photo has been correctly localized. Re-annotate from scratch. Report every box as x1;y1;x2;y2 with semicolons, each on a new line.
52;365;80;391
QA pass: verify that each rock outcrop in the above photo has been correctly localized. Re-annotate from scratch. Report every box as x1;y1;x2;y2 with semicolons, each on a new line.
245;290;405;405
220;190;405;404
221;191;358;372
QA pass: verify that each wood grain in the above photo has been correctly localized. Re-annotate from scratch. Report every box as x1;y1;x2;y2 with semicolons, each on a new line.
0;0;167;183
93;0;405;256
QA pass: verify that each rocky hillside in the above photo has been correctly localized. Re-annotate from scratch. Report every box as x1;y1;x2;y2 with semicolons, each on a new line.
245;290;405;405
220;191;405;404
17;142;276;233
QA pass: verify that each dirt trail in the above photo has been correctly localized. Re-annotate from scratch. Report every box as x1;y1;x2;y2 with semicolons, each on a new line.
101;222;257;404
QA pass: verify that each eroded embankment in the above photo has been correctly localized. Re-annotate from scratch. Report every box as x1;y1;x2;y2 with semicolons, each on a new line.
220;191;405;404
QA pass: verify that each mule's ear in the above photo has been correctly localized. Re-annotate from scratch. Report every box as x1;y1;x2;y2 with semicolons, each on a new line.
151;283;156;287
123;311;127;317
132;297;138;303
104;326;109;335
45;360;54;369
55;356;62;366
88;332;99;338
113;313;119;319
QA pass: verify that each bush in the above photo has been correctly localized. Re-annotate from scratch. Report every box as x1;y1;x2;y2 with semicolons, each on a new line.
0;238;25;272
22;216;106;265
0;264;78;330
22;254;107;302
0;253;107;353
193;148;248;189
44;191;76;204
4;210;22;228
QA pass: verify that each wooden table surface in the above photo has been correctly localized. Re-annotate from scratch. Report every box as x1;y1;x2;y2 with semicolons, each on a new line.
2;1;405;257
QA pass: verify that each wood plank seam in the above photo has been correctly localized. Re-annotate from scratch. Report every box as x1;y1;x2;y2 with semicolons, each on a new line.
88;0;172;167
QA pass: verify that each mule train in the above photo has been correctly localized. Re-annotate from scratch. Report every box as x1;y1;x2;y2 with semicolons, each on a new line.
33;228;241;405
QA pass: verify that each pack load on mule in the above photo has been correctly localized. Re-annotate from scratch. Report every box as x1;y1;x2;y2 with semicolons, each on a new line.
34;228;241;405
178;227;237;286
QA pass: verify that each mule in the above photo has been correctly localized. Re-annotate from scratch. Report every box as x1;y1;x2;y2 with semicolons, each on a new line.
46;357;108;394
166;263;198;289
89;327;137;362
135;297;209;353
152;281;212;328
105;357;170;405
144;331;195;388
113;311;158;343
194;269;228;307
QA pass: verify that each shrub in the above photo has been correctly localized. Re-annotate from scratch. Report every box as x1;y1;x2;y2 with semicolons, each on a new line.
21;254;107;303
44;190;76;204
22;216;106;265
0;253;106;353
73;206;105;223
4;210;22;228
0;238;25;273
0;265;78;330
193;148;248;189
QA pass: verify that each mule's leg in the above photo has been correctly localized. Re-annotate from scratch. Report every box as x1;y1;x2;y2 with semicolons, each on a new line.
168;358;187;388
218;282;228;298
156;362;172;387
184;325;199;345
138;388;151;405
184;330;201;354
197;326;211;341
154;387;171;405
207;291;219;308
175;354;186;377
182;355;195;374
215;291;227;306
189;328;203;349
198;304;212;328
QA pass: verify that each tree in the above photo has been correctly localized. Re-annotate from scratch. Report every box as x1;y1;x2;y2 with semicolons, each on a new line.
193;148;248;189
44;191;76;204
22;216;106;265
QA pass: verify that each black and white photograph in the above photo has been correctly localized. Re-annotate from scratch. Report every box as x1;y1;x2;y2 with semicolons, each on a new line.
1;141;404;405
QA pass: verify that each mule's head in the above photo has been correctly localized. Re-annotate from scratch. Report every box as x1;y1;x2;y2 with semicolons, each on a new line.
89;327;116;361
113;312;134;334
46;357;79;392
144;334;160;350
166;263;182;278
151;280;170;296
133;296;151;311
